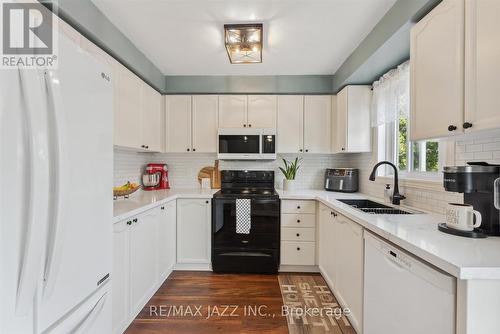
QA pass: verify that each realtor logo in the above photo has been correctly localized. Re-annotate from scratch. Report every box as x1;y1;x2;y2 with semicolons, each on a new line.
1;1;57;68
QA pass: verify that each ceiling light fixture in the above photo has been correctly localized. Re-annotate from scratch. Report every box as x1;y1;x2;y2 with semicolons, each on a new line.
224;23;263;64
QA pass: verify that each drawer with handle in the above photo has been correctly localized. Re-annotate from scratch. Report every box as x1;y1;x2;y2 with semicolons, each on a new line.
281;227;315;242
281;241;315;265
281;213;315;227
281;200;316;214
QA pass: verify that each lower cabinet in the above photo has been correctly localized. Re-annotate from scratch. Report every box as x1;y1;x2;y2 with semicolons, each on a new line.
318;203;337;286
334;212;364;333
129;208;160;314
176;199;211;265
112;202;176;334
280;200;317;266
157;201;176;281
318;203;364;334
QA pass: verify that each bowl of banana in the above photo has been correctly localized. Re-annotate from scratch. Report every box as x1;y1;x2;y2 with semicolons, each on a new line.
113;182;140;199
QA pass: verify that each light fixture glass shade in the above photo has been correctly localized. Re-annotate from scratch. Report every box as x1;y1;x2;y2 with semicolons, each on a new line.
224;23;263;64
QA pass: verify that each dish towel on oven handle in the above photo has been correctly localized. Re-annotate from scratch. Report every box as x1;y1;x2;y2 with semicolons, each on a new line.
236;198;251;234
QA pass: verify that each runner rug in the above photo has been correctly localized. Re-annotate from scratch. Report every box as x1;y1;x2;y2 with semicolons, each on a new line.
278;274;356;334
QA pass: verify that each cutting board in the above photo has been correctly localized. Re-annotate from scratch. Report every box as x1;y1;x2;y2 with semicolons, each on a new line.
197;160;221;189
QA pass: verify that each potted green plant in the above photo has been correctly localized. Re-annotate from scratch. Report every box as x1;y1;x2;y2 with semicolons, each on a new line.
279;157;301;191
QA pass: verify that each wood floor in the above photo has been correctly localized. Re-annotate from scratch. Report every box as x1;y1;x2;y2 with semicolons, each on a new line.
124;271;353;334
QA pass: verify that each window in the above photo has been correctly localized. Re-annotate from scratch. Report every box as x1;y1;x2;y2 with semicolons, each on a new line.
373;61;445;179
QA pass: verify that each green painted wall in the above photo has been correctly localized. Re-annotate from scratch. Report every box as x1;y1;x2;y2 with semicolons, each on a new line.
164;75;333;94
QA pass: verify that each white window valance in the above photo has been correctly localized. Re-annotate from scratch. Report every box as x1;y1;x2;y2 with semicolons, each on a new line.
371;61;410;127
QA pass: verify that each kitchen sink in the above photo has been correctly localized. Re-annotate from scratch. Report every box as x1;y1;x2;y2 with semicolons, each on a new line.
337;199;414;215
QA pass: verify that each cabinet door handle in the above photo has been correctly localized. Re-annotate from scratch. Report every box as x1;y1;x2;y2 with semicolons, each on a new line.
248;124;252;127
296;247;301;251
187;148;190;152
243;124;247;127
297;206;301;209
161;206;165;210
448;125;457;131
192;148;196;152
341;147;345;151
296;233;300;237
299;149;303;152
305;149;309;152
297;219;301;223
126;220;132;225
205;200;209;204
132;218;138;223
463;122;473;129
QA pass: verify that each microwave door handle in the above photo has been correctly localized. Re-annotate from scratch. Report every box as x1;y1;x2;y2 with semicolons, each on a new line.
495;177;500;210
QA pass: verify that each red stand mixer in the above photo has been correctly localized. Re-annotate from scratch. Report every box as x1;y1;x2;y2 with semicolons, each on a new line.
142;163;169;190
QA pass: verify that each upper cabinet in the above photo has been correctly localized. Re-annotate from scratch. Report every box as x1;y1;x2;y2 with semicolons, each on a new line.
114;65;143;150
218;95;248;128
165;95;218;153
192;95;219;152
411;0;500;140
464;0;500;133
304;96;332;153
113;64;163;151
334;86;371;153
277;95;304;153
165;95;192;152
410;0;465;141
218;95;276;128
247;95;277;128
142;84;163;152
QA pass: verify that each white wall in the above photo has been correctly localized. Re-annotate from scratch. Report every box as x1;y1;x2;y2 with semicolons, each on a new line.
114;149;352;190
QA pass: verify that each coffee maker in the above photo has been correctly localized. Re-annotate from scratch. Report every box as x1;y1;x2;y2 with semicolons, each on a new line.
442;163;500;237
142;163;169;191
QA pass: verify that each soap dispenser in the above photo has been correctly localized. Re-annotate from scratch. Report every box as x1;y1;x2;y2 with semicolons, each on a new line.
384;184;392;204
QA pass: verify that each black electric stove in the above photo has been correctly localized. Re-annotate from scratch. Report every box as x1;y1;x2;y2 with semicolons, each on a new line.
212;170;280;273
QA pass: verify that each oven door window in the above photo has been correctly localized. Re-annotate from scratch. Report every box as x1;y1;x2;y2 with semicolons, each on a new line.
261;135;275;154
212;198;279;250
219;135;259;154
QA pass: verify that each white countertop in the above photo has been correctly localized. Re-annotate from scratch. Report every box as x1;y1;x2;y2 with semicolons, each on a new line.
113;188;217;223
113;188;500;280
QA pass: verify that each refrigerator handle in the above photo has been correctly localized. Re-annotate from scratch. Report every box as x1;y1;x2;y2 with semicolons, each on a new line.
40;70;63;300
15;68;51;314
495;177;500;210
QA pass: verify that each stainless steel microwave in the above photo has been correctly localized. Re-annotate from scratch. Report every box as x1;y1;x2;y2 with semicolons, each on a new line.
217;128;277;160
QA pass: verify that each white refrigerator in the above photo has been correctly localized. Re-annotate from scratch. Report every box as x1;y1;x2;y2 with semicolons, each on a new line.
0;29;113;333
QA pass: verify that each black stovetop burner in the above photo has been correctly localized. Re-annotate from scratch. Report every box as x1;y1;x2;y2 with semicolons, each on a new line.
213;170;278;198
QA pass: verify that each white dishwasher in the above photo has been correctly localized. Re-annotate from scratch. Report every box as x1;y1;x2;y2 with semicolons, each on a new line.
363;232;456;334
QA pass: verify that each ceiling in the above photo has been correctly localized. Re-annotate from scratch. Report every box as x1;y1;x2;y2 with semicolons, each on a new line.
91;0;397;76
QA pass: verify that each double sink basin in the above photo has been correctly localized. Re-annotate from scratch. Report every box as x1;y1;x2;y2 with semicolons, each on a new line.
337;199;415;215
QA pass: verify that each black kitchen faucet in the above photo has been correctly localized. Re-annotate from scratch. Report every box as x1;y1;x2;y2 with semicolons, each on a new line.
369;161;406;205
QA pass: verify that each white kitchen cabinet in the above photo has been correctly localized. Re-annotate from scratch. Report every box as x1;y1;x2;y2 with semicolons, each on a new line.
410;0;465;140
334;86;371;153
176;199;211;264
114;63;164;152
335;213;364;333
464;0;500;133
218;95;248;128
277;95;304;153
129;208;160;315
114;65;143;150
247;95;277;128
165;95;192;152
192;95;218;152
142;84;163;152
157;201;176;282
112;219;130;334
318;203;337;289
304;96;332;153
